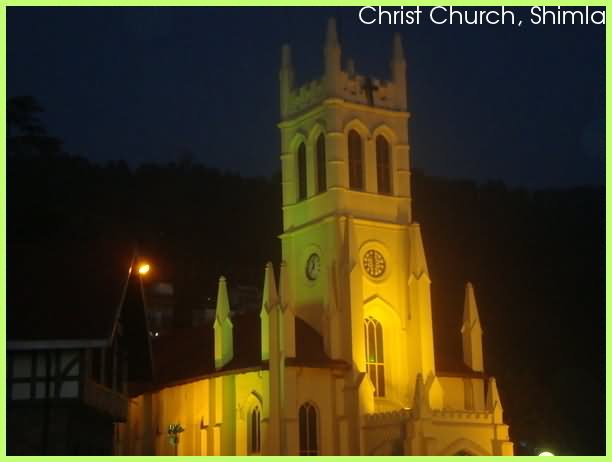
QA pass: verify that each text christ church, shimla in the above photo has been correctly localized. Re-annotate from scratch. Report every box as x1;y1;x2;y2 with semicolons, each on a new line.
119;19;514;456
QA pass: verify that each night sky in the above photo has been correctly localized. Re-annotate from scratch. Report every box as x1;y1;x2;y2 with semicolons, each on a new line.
7;7;605;188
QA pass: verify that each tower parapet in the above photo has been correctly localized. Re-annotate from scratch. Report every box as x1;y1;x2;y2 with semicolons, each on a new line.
280;19;408;121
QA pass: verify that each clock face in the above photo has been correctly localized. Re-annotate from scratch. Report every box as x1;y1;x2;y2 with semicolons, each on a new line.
363;249;386;278
306;253;321;281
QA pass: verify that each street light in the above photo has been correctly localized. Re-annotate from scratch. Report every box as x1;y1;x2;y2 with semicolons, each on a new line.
138;263;151;275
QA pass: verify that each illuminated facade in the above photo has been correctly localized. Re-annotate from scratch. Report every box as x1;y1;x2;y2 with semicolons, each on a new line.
120;19;513;456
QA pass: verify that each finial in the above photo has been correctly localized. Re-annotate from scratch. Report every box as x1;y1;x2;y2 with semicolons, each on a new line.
281;43;292;68
279;43;294;119
215;275;230;322
392;32;405;61
214;275;233;369
279;260;289;310
486;377;504;423
390;32;408;110
262;261;279;312
325;17;339;48
461;281;484;372
412;373;431;417
462;281;481;329
346;58;355;76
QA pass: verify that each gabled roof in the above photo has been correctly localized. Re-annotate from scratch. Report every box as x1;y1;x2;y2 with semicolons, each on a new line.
146;310;348;390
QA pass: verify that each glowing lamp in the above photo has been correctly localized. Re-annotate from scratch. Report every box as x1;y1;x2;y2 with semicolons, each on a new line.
538;451;554;456
138;263;151;275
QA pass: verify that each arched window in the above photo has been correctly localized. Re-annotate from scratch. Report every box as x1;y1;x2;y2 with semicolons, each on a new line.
348;130;364;190
298;402;318;456
376;135;391;195
364;317;385;397
297;142;307;201
316;133;327;194
249;406;261;454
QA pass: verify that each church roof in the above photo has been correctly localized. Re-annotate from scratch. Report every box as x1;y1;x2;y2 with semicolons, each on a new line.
435;355;487;379
146;310;348;390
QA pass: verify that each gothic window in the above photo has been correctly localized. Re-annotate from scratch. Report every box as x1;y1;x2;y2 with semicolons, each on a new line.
297;142;307;201
316;133;327;193
249;406;261;454
299;402;319;456
348;130;364;190
376;135;392;194
364;317;385;397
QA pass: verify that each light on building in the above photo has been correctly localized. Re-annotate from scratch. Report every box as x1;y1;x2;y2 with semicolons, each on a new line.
538;451;555;456
138;263;151;275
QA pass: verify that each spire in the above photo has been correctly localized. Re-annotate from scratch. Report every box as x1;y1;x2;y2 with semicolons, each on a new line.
215;276;230;322
392;32;405;62
461;282;484;372
390;32;407;111
213;276;233;369
486;377;504;423
325;17;339;49
324;17;341;96
263;261;283;451
260;262;278;361
278;260;289;311
462;282;481;327
281;43;292;69
407;223;429;279
412;373;431;418
346;58;355;76
262;261;279;312
279;43;294;119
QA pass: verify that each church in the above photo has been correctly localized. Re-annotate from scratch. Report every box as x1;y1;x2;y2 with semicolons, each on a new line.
118;19;514;456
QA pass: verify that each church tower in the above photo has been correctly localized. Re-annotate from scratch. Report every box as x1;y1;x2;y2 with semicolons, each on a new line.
278;19;436;410
122;18;513;457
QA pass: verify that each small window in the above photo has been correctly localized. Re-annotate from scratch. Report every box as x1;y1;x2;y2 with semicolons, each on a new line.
249;406;261;454
299;402;318;456
376;135;391;195
297;142;307;201
316;134;327;193
348;130;363;190
364;317;385;397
